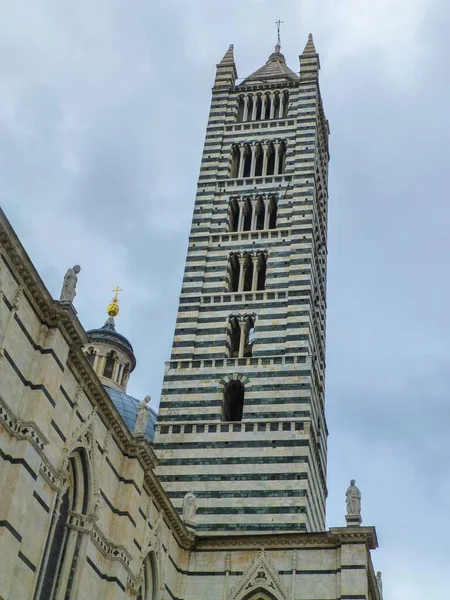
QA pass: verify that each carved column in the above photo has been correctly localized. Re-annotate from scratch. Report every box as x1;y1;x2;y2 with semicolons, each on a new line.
269;92;276;119
238;145;245;178
251;255;260;291
263;197;271;230
261;94;266;120
279;92;285;118
238;319;247;358
262;143;269;176
274;141;281;175
237;198;245;232
112;357;121;383
251;95;258;121
250;198;258;231
242;95;249;121
238;255;246;292
250;144;257;177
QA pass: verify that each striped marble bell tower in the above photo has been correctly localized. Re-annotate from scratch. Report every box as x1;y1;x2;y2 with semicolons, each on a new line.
154;35;330;535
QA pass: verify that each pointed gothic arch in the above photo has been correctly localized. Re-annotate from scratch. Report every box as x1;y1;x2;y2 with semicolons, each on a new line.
137;551;159;600
36;448;91;600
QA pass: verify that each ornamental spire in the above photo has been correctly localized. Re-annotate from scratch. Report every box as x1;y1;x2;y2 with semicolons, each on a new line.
107;286;122;318
275;19;284;53
302;33;317;55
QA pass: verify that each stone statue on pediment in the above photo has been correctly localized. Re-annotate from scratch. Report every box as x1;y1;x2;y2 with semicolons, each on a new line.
134;396;150;434
183;489;197;524
345;479;361;516
376;571;383;599
60;265;81;302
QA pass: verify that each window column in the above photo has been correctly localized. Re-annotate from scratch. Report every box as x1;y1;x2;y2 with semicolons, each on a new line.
238;144;246;178
274;141;281;175
261;94;267;120
237;198;245;231
262;142;269;176
250;198;258;231
263;196;271;230
250;144;257;177
251;96;258;121
238;254;247;292
251;255;260;291
269;92;276;119
238;318;247;358
279;92;285;118
242;96;249;121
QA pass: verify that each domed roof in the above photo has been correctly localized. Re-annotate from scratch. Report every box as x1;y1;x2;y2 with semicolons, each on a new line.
240;44;299;86
87;317;136;370
105;386;157;441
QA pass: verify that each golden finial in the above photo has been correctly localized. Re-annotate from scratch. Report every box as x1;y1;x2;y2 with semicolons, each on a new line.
107;286;122;318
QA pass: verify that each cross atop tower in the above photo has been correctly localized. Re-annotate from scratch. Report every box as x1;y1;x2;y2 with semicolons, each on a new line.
275;19;284;47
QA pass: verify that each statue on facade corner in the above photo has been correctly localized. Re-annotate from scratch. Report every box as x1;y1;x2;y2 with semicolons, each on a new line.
345;479;361;516
376;571;383;599
134;396;150;434
182;489;197;523
60;265;81;302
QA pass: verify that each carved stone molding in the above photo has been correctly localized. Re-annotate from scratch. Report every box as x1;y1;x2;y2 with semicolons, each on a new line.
228;550;290;600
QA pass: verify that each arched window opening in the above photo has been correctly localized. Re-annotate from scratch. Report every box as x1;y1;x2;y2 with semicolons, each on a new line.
273;93;280;119
230;145;240;178
278;141;286;174
37;451;90;600
243;315;256;357
228;314;256;358
228;317;241;357
243;253;253;292
255;95;262;120
282;91;289;117
266;144;275;175
228;198;239;232
243;198;252;231
137;552;157;600
223;380;245;421
248;95;254;120
103;352;115;379
243;146;252;178
255;146;264;177
256;253;267;291
269;197;278;229
228;254;240;292
256;198;265;230
236;96;245;122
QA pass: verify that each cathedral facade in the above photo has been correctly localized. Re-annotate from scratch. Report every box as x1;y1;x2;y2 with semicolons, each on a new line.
0;36;383;600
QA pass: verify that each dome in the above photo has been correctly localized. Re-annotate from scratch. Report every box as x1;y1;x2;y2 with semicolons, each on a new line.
105;386;157;441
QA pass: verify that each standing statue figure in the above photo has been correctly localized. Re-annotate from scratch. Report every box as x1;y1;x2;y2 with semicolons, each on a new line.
134;396;150;435
182;489;197;524
376;571;383;599
60;265;81;302
345;479;361;516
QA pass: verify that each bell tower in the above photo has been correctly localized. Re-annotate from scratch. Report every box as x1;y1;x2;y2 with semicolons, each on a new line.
154;35;330;535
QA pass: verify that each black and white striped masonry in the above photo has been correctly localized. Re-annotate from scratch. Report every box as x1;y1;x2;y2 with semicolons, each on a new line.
154;34;330;535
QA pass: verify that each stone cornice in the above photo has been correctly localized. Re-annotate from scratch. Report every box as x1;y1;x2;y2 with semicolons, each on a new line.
194;527;378;551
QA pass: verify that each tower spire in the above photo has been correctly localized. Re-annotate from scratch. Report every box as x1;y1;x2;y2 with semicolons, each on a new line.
299;33;320;80
214;44;237;89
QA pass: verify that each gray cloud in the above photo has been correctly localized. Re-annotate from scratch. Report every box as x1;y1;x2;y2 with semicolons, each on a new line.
1;1;449;598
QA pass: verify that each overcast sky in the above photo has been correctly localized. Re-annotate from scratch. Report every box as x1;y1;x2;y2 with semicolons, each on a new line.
1;1;449;598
